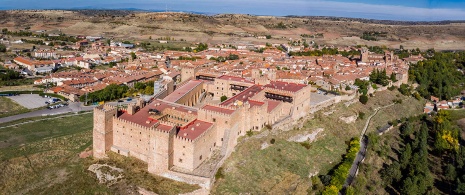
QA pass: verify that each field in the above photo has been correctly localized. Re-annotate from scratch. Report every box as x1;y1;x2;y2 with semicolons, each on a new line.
0;96;28;117
211;90;425;194
2;10;465;52
0;113;199;194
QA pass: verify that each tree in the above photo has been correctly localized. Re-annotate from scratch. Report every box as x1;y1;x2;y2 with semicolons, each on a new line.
381;161;402;185
390;72;398;82
0;43;6;52
130;52;137;60
398;84;410;96
1;28;7;34
400;144;412;169
345;85;351;91
359;95;368;104
220;95;227;102
445;164;457;182
322;185;338;195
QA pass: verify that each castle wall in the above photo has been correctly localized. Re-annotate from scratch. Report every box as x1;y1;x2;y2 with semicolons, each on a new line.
192;124;217;169
173;137;195;171
291;85;312;120
112;118;151;162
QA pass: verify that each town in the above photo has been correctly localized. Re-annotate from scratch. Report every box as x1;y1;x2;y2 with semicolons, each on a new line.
1;28;421;187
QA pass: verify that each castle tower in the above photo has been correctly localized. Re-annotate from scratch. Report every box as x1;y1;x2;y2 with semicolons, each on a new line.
251;69;261;79
267;69;277;81
93;105;118;158
360;47;369;63
148;126;175;174
181;66;197;82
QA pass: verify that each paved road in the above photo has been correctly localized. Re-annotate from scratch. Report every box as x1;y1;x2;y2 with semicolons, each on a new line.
343;102;396;188
0;102;96;124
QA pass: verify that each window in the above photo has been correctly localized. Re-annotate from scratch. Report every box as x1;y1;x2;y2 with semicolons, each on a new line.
199;155;202;160
179;159;183;163
225;121;228;124
221;138;223;141
214;142;216;147
183;146;185;148
213;118;216;122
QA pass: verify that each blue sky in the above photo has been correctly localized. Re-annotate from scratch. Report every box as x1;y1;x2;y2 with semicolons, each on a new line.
2;0;465;21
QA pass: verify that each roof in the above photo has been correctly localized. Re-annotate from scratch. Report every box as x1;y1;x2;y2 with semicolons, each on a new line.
177;119;213;141
118;99;197;129
202;105;235;115
265;99;281;113
163;80;203;103
264;81;307;93
221;85;264;106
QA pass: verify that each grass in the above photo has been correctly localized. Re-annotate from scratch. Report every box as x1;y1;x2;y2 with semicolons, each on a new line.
0;96;28;117
0;113;199;194
211;90;425;194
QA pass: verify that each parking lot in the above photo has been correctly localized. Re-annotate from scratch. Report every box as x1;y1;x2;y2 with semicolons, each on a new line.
8;94;50;109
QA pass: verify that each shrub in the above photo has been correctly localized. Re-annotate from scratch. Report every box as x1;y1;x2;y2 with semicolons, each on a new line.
246;130;253;137
359;95;368;104
215;167;224;180
358;112;365;120
300;142;311;149
270;138;276;144
220;95;227;102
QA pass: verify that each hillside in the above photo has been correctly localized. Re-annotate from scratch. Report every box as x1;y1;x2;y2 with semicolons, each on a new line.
1;10;465;50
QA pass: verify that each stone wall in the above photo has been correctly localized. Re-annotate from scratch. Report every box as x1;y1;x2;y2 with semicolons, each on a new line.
93;105;117;158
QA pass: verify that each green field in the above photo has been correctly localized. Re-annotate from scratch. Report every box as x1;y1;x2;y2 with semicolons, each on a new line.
212;90;425;194
0;113;199;194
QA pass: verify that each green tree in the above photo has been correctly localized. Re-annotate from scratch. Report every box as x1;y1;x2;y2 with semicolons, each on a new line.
0;43;6;52
359;95;368;104
220;95;227;102
400;144;412;169
130;52;137;60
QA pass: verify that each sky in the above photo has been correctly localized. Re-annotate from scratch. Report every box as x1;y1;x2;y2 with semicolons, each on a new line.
1;0;465;21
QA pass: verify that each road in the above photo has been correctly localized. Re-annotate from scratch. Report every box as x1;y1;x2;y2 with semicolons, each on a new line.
0;102;96;124
343;102;396;188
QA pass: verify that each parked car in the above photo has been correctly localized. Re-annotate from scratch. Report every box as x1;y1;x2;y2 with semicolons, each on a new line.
127;98;132;101
45;101;50;104
117;100;124;103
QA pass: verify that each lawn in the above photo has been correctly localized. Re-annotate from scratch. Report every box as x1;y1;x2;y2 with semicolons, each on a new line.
0;113;199;194
212;90;425;194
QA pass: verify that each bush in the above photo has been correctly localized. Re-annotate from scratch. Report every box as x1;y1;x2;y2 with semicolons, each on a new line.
359;95;368;104
215;167;224;180
220;95;227;102
246;130;253;137
270;138;275;144
300;142;311;149
358;112;365;120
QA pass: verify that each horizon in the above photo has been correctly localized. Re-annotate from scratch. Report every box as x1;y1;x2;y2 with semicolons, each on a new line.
1;0;465;21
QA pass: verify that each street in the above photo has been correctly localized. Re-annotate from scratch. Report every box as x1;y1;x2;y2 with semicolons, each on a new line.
0;102;95;123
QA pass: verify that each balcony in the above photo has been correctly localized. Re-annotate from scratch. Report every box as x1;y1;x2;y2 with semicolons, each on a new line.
265;92;293;103
230;84;246;91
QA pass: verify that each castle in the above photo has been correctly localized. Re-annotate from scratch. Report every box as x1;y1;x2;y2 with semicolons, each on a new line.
93;68;312;187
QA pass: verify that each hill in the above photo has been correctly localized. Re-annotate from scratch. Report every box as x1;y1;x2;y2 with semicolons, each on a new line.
1;10;465;50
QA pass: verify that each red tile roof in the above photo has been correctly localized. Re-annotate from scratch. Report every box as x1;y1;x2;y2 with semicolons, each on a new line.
202;105;235;115
163;80;203;103
264;81;307;93
177;119;213;141
221;85;264;106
